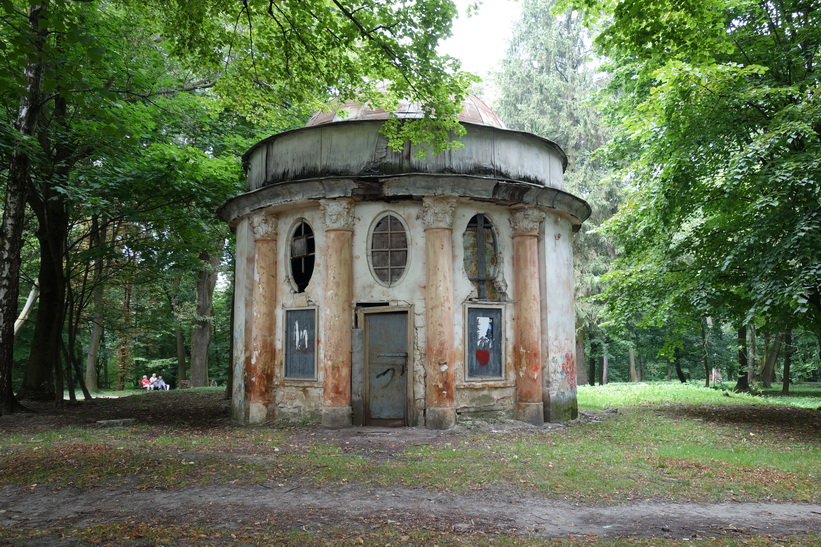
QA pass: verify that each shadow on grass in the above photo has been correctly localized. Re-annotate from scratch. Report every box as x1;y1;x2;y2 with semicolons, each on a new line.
663;403;821;441
3;390;232;434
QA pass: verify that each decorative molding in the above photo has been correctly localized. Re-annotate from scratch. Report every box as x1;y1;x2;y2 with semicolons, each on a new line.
421;196;457;229
320;198;355;230
249;210;277;239
510;207;545;235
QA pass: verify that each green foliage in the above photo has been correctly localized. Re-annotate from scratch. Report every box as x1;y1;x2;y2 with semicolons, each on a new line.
495;0;624;380
562;0;821;341
3;0;474;399
141;0;475;154
495;0;609;169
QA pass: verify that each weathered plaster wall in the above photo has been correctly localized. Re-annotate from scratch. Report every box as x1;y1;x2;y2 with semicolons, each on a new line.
232;197;579;426
227;200;576;425
350;201;426;425
272;207;325;422
229;109;586;427
540;214;578;422
451;204;516;421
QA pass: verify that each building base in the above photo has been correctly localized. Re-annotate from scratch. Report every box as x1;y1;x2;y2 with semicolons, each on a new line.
515;401;544;426
248;401;276;424
426;407;456;430
321;406;352;429
544;393;578;422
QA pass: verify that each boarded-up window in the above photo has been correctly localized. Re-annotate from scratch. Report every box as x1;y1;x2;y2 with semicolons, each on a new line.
370;214;408;286
463;214;498;300
285;309;316;378
290;220;315;293
466;307;502;378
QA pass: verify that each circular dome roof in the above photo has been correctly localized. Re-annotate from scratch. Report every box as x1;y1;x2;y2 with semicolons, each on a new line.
305;94;506;129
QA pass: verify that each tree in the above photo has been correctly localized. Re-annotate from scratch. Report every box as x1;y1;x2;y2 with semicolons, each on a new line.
0;0;473;413
0;2;49;414
494;0;617;385
563;0;821;364
189;247;221;386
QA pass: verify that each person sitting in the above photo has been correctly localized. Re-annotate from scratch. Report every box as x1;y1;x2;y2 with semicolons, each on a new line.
156;376;169;391
140;375;151;390
148;373;158;390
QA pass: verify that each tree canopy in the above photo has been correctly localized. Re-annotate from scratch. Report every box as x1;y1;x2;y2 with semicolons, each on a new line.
562;0;821;352
0;0;474;413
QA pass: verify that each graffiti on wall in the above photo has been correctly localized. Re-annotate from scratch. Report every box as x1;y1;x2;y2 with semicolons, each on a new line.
467;307;502;378
285;309;316;378
549;337;576;393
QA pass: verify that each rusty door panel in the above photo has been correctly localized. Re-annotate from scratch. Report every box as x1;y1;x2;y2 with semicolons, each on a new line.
365;312;407;425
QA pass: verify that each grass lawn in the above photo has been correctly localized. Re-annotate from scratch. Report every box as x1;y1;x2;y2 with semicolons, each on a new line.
2;382;819;545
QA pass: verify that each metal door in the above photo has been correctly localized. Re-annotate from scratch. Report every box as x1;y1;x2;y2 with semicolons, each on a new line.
364;311;408;426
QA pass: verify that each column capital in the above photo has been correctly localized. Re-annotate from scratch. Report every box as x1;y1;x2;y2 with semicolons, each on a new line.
510;207;545;236
422;196;457;229
249;210;277;240
320;198;355;231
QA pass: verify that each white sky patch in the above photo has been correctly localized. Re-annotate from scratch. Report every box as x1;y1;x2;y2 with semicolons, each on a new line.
439;0;523;83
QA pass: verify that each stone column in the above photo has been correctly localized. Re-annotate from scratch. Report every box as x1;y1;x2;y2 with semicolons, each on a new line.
541;215;579;422
510;207;545;425
320;199;355;429
422;196;457;430
248;211;278;423
230;217;254;423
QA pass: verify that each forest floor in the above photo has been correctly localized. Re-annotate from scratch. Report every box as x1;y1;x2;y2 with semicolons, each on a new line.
0;390;820;545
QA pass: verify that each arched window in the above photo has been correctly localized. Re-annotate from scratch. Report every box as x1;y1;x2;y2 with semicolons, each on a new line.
463;214;498;300
290;220;315;293
370;213;408;286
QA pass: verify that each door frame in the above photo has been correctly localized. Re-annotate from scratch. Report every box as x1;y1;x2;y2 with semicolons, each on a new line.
358;305;413;426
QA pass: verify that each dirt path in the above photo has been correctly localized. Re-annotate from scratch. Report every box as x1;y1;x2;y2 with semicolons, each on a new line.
2;482;820;540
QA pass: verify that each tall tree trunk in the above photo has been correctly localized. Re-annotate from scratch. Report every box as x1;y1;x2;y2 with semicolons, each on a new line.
674;347;687;383
0;2;48;415
85;315;103;393
66;339;91;401
102;329;109;389
747;324;757;385
116;284;133;390
638;353;644;381
588;339;597;386
759;333;782;388
701;318;709;387
166;277;188;384
190;249;220;387
64;259;92;402
84;216;106;393
63;343;74;403
17;194;68;401
575;327;588;386
734;326;750;392
14;283;39;335
628;347;638;382
781;328;792;394
601;342;609;385
176;328;187;383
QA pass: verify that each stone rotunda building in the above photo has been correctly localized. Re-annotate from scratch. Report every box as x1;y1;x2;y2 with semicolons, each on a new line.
219;95;590;429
